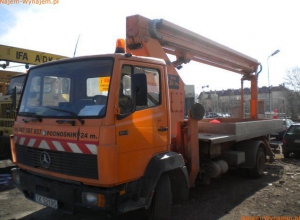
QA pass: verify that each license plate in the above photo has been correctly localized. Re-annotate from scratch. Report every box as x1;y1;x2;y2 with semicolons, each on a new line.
294;139;300;143
34;194;58;209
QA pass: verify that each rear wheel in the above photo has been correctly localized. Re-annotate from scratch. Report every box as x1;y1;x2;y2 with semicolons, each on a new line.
249;147;265;178
148;173;172;220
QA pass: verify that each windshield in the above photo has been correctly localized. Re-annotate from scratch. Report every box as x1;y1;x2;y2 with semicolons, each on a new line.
19;58;113;118
7;75;26;95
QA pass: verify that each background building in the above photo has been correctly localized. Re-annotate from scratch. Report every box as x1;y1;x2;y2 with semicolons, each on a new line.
197;84;290;118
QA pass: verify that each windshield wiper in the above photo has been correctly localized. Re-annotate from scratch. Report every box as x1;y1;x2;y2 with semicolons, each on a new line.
56;119;76;126
19;112;43;123
44;106;85;125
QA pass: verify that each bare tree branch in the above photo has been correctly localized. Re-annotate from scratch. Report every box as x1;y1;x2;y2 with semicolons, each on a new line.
284;66;300;118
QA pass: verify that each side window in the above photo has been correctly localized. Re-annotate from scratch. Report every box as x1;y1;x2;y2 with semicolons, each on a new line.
119;65;133;114
118;65;161;114
288;126;300;135
142;67;160;108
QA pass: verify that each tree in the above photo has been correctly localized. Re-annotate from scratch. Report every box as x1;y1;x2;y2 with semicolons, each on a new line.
284;67;300;119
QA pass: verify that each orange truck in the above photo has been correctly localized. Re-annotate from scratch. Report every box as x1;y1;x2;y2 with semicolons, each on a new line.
10;15;282;219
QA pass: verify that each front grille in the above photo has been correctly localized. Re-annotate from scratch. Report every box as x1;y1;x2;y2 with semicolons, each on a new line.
16;145;98;179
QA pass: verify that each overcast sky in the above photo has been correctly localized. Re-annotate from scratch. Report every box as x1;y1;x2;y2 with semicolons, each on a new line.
1;0;300;94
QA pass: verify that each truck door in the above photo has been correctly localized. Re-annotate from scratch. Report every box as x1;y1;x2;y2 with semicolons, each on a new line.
115;64;169;182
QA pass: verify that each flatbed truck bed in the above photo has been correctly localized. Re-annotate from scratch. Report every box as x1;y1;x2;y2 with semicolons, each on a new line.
198;118;283;143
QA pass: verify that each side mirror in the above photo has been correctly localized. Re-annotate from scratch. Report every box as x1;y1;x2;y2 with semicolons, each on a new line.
131;73;147;107
190;103;205;121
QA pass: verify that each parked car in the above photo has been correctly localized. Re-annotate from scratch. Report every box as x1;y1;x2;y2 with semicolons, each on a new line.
282;123;300;158
206;112;218;118
271;118;294;140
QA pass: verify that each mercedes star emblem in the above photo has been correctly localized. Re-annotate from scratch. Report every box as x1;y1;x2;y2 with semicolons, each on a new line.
40;151;51;168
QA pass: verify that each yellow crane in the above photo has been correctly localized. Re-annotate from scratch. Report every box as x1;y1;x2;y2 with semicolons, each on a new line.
0;44;68;67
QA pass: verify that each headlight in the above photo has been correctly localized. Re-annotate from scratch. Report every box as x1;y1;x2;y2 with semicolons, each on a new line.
82;192;97;206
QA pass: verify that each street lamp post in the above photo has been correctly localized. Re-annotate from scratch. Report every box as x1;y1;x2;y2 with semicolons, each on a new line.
267;49;280;113
200;85;209;110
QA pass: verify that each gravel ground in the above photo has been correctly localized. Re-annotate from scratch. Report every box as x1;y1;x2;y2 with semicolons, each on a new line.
1;153;300;220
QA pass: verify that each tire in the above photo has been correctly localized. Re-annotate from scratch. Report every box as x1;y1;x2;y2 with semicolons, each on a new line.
283;152;289;158
249;147;265;178
148;173;172;220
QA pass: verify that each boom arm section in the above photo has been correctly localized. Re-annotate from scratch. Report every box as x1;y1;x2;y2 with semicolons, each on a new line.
0;45;68;66
0;45;68;96
126;15;259;76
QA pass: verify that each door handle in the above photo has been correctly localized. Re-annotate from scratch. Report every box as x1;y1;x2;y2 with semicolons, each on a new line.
158;127;168;132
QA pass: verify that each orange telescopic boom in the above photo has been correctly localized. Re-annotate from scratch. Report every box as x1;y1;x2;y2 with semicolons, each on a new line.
126;15;261;129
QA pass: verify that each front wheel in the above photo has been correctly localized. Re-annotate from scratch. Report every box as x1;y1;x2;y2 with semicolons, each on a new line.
249;147;265;178
148;173;172;220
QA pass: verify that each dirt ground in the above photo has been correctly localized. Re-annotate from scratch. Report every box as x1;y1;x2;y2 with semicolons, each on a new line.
1;153;300;220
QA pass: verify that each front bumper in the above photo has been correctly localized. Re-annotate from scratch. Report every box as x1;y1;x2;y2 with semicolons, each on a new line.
11;168;119;214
